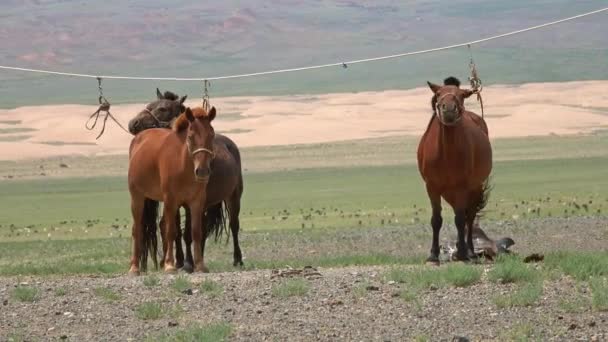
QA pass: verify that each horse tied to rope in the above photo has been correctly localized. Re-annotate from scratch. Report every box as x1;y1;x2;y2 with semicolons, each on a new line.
128;90;244;274
417;76;494;265
128;105;220;274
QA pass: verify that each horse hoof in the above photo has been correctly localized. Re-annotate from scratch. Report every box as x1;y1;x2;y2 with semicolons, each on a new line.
128;269;140;277
233;260;244;267
182;262;194;274
163;265;177;274
425;257;440;266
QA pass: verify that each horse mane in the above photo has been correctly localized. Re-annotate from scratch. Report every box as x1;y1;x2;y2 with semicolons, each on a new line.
162;91;180;101
173;107;211;133
443;76;461;87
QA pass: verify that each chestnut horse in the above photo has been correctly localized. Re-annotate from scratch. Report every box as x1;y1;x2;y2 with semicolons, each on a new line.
417;77;492;264
128;91;245;272
128;106;217;275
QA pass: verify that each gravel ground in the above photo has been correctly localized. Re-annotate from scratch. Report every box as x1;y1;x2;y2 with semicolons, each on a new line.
1;217;607;341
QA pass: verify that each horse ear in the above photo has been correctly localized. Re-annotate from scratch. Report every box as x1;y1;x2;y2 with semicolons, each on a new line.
427;81;441;94
156;88;163;100
179;95;187;104
208;107;217;121
185;108;194;122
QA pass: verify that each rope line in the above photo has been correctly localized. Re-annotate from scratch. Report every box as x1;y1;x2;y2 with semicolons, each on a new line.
0;7;606;82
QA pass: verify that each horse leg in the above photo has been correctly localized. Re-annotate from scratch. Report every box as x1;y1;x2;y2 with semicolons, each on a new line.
174;208;184;269
182;206;194;273
227;195;244;267
190;202;209;273
129;194;145;276
453;209;469;261
161;200;178;273
465;210;478;261
158;215;165;268
426;185;442;265
200;210;210;271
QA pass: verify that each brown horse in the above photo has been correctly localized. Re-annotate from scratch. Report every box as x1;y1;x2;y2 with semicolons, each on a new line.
129;92;245;272
128;106;217;275
417;77;493;264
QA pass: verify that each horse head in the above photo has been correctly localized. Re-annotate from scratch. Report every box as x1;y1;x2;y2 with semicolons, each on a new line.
128;88;187;134
174;107;217;182
427;77;473;126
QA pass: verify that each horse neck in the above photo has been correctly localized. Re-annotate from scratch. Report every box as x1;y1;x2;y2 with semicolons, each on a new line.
175;132;194;175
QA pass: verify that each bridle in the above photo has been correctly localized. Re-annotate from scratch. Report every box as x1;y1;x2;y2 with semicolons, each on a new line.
142;108;173;128
435;92;463;126
190;147;215;158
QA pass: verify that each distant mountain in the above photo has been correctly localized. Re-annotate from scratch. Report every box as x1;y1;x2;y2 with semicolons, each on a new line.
0;0;606;107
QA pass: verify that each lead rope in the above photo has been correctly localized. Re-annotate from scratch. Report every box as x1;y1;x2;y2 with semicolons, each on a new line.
85;77;130;139
202;79;211;112
467;45;484;118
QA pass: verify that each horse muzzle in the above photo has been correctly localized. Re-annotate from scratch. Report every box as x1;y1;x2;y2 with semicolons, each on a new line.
194;167;211;182
439;110;461;126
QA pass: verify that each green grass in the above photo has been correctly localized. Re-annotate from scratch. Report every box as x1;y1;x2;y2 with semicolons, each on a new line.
387;264;482;290
135;302;163;320
0;134;607;277
488;256;540;284
11;286;38;302
171;276;192;293
146;323;232;342
494;282;544;308
545;252;608;281
500;324;536;342
93;287;120;302
143;275;160;287
590;277;608;311
272;279;310;298
200;279;223;297
54;287;67;296
559;296;589;313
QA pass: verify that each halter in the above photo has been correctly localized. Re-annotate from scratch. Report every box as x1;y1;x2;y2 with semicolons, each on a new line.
190;147;215;158
435;93;463;126
142;108;173;128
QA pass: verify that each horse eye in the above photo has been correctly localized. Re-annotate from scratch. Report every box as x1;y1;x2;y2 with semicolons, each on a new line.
159;107;168;112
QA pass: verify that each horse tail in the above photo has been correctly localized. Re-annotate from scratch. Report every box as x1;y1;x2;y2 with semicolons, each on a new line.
140;198;159;271
474;177;493;217
206;202;229;243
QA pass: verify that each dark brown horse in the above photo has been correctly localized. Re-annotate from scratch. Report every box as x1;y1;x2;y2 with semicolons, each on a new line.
417;77;493;264
128;106;217;275
128;92;244;272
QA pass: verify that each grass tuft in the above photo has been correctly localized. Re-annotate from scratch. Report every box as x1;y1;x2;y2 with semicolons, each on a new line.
93;287;120;302
488;256;539;284
386;264;481;290
200;279;223;297
545;252;608;281
135;302;163;320
171;276;191;293
12;286;38;302
494;282;543;308
143;275;160;287
54;287;67;296
590;277;608;311
272;279;310;298
146;323;232;342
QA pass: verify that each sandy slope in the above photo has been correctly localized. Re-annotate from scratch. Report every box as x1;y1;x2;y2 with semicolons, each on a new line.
1;80;607;161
